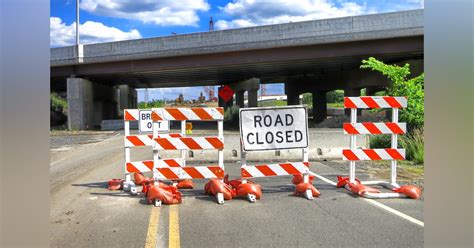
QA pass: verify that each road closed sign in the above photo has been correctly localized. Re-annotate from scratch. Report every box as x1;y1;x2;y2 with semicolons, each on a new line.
139;110;169;132
239;106;308;151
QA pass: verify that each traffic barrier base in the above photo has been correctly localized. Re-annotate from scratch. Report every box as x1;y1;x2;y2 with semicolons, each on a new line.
340;96;421;199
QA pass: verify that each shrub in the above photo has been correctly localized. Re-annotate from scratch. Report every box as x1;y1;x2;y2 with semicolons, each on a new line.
360;57;424;129
50;92;67;112
138;100;165;109
327;90;344;103
224;106;239;123
400;128;424;164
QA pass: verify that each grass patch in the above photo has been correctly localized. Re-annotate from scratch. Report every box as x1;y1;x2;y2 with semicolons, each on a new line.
258;100;287;107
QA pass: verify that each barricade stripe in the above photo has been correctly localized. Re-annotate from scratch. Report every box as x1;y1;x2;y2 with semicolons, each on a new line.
125;110;139;121
126;161;154;173
343;149;405;160
342;150;359;160
344;98;358;108
255;165;278;176
364;149;382;160
363;123;382;134
385;122;405;134
205;137;224;149
343;123;360;134
241;167;265;178
126;136;146;146
157;168;180;179
206;167;225;178
385;148;405;160
344;96;407;109
343;123;406;134
383;96;403;108
179;138;202;150
163;159;181;167
155;138;178;150
166;108;188;120
184;167;205;179
151;111;163;121
278;163;301;175
361;97;380;108
191;108;213;120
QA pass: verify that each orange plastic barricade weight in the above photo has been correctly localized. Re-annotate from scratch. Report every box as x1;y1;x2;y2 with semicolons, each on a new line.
108;179;124;190
177;179;194;189
339;96;421;199
392;185;422;199
295;183;321;198
146;185;182;205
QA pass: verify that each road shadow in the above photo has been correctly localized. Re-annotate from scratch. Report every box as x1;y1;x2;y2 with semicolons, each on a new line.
71;181;108;189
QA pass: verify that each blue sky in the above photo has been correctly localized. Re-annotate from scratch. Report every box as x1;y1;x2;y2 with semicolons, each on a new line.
50;0;423;101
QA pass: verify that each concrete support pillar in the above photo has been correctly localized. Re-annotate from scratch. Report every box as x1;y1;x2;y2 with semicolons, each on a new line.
67;78;94;130
365;86;380;96
235;90;245;108
285;83;300;105
118;85;137;113
248;89;258;107
344;88;361;116
312;91;327;123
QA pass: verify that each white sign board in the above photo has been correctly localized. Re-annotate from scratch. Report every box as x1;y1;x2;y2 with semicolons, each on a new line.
239;106;308;151
139;110;169;133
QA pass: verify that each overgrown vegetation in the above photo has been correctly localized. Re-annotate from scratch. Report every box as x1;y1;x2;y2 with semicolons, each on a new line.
258;100;287;107
138;100;165;109
301;90;344;108
224;106;240;128
362;57;424;164
361;57;424;129
50;92;67;112
400;128;424;164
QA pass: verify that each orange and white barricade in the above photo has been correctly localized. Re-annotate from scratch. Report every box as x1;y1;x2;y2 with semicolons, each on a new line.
341;96;409;198
239;106;315;202
151;107;226;204
123;109;181;194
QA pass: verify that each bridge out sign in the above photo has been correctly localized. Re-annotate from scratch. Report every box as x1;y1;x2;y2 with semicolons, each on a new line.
139;110;169;133
239;106;308;151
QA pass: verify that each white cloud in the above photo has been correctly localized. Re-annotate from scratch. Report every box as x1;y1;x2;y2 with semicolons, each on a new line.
80;0;210;26
50;17;141;47
215;0;372;30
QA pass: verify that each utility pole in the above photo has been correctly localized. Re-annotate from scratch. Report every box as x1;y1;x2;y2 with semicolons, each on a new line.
76;0;80;45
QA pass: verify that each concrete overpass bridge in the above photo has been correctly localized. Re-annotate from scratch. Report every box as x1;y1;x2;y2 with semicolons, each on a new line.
50;9;423;130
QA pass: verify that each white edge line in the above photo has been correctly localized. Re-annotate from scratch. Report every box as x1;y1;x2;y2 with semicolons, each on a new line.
309;171;424;227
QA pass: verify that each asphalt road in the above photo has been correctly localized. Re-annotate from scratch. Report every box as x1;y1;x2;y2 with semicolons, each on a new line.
50;133;423;248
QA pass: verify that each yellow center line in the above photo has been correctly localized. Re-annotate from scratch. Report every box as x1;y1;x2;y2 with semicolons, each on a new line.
145;207;161;248
169;205;181;248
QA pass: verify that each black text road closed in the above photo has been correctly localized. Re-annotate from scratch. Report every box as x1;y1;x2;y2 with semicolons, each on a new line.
139;110;169;132
239;106;308;151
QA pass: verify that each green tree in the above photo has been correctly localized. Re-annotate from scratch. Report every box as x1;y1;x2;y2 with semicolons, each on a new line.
360;57;424;128
138;99;165;109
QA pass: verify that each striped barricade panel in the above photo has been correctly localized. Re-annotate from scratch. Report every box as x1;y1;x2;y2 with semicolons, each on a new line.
124;109;140;121
124;134;183;147
126;159;184;173
152;107;224;121
241;162;310;178
155;166;225;180
344;96;407;109
342;149;406;161
154;137;224;150
343;122;407;135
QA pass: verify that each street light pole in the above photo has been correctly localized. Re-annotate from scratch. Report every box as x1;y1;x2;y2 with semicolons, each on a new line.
76;0;80;45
